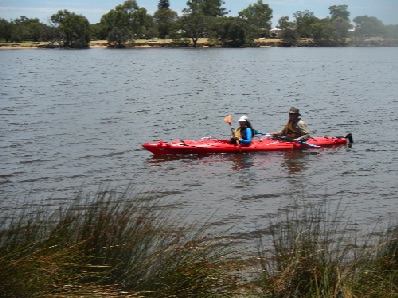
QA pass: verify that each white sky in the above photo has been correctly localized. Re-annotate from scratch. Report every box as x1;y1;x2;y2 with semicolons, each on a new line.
0;0;397;26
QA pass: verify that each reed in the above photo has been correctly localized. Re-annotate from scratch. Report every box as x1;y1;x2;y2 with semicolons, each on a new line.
351;225;398;297
2;190;398;297
255;202;360;297
253;201;398;297
0;187;241;297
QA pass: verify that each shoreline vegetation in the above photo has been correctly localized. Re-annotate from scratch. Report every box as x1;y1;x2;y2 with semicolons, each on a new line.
1;186;398;297
3;3;398;50
1;37;398;50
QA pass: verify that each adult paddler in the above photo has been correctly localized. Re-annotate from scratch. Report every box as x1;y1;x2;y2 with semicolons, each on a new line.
270;107;310;141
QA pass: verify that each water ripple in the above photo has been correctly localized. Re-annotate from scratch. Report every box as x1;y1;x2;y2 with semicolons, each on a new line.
0;47;397;241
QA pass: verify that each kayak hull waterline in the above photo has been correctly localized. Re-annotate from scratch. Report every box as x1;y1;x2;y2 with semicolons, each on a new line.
142;134;353;155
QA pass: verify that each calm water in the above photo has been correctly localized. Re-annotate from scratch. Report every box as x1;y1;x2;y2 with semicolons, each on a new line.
1;47;398;245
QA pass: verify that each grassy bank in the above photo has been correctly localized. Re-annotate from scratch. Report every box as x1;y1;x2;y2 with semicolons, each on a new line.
1;188;398;297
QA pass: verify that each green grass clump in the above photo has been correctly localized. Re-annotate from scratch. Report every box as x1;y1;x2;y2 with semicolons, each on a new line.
352;226;398;297
255;203;357;297
254;202;398;298
2;189;398;297
0;187;242;297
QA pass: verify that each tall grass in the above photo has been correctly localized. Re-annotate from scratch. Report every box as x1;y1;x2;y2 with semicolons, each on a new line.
0;187;242;297
352;226;398;297
2;190;398;297
254;202;350;297
254;202;398;297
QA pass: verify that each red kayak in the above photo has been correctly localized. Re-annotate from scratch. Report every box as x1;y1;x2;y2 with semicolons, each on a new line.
142;134;353;155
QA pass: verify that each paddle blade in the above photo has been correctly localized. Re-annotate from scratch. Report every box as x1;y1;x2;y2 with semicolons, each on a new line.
224;115;232;124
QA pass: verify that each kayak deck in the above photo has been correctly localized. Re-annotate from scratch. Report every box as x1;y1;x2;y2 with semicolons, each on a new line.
142;134;353;155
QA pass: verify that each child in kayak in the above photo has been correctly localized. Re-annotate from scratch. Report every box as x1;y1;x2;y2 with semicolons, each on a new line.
230;115;255;145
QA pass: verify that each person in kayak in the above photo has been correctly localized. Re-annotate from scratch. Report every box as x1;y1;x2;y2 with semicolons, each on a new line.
270;107;310;141
230;115;254;145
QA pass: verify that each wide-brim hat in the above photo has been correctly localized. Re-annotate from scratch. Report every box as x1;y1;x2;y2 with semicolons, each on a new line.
288;107;301;116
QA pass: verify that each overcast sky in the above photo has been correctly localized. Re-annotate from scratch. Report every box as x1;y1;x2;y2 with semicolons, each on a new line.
1;0;397;26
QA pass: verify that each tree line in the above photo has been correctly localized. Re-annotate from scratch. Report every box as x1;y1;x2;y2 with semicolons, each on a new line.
1;0;397;48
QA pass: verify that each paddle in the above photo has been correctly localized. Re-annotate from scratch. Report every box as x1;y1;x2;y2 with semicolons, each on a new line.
254;130;271;137
271;135;321;148
295;139;321;148
224;115;233;134
254;130;318;147
224;115;241;150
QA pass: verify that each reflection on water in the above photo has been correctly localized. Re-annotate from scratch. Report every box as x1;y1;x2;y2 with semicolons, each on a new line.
146;150;317;173
230;154;255;171
281;151;308;174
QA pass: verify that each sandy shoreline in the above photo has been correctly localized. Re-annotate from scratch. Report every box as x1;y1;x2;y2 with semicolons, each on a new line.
0;38;283;50
0;45;167;50
0;44;107;50
0;46;40;50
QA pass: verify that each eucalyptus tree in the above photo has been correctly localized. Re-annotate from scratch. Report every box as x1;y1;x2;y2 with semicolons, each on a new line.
328;5;352;41
0;18;13;42
153;0;178;38
311;18;340;46
100;0;152;46
210;16;247;47
384;24;398;39
277;16;294;30
0;16;48;43
27;19;46;41
293;10;319;38
180;0;227;47
328;5;350;21
179;1;206;47
158;0;170;9
238;0;273;39
277;16;297;46
51;10;91;48
200;0;227;17
353;16;385;38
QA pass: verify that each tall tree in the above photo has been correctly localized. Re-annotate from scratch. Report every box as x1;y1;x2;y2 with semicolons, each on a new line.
180;0;206;47
154;0;178;38
180;0;227;46
0;18;13;42
276;16;297;46
239;0;273;38
328;5;351;41
277;16;294;30
12;17;45;42
328;5;350;21
184;0;227;17
311;18;339;46
100;0;152;45
51;10;90;48
200;0;227;17
158;0;170;10
353;16;385;38
210;16;247;47
293;10;319;38
384;24;398;39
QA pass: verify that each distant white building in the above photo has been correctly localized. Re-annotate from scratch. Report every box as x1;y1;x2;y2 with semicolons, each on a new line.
270;28;281;37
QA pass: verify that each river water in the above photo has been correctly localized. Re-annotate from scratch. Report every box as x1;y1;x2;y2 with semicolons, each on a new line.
1;47;397;246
